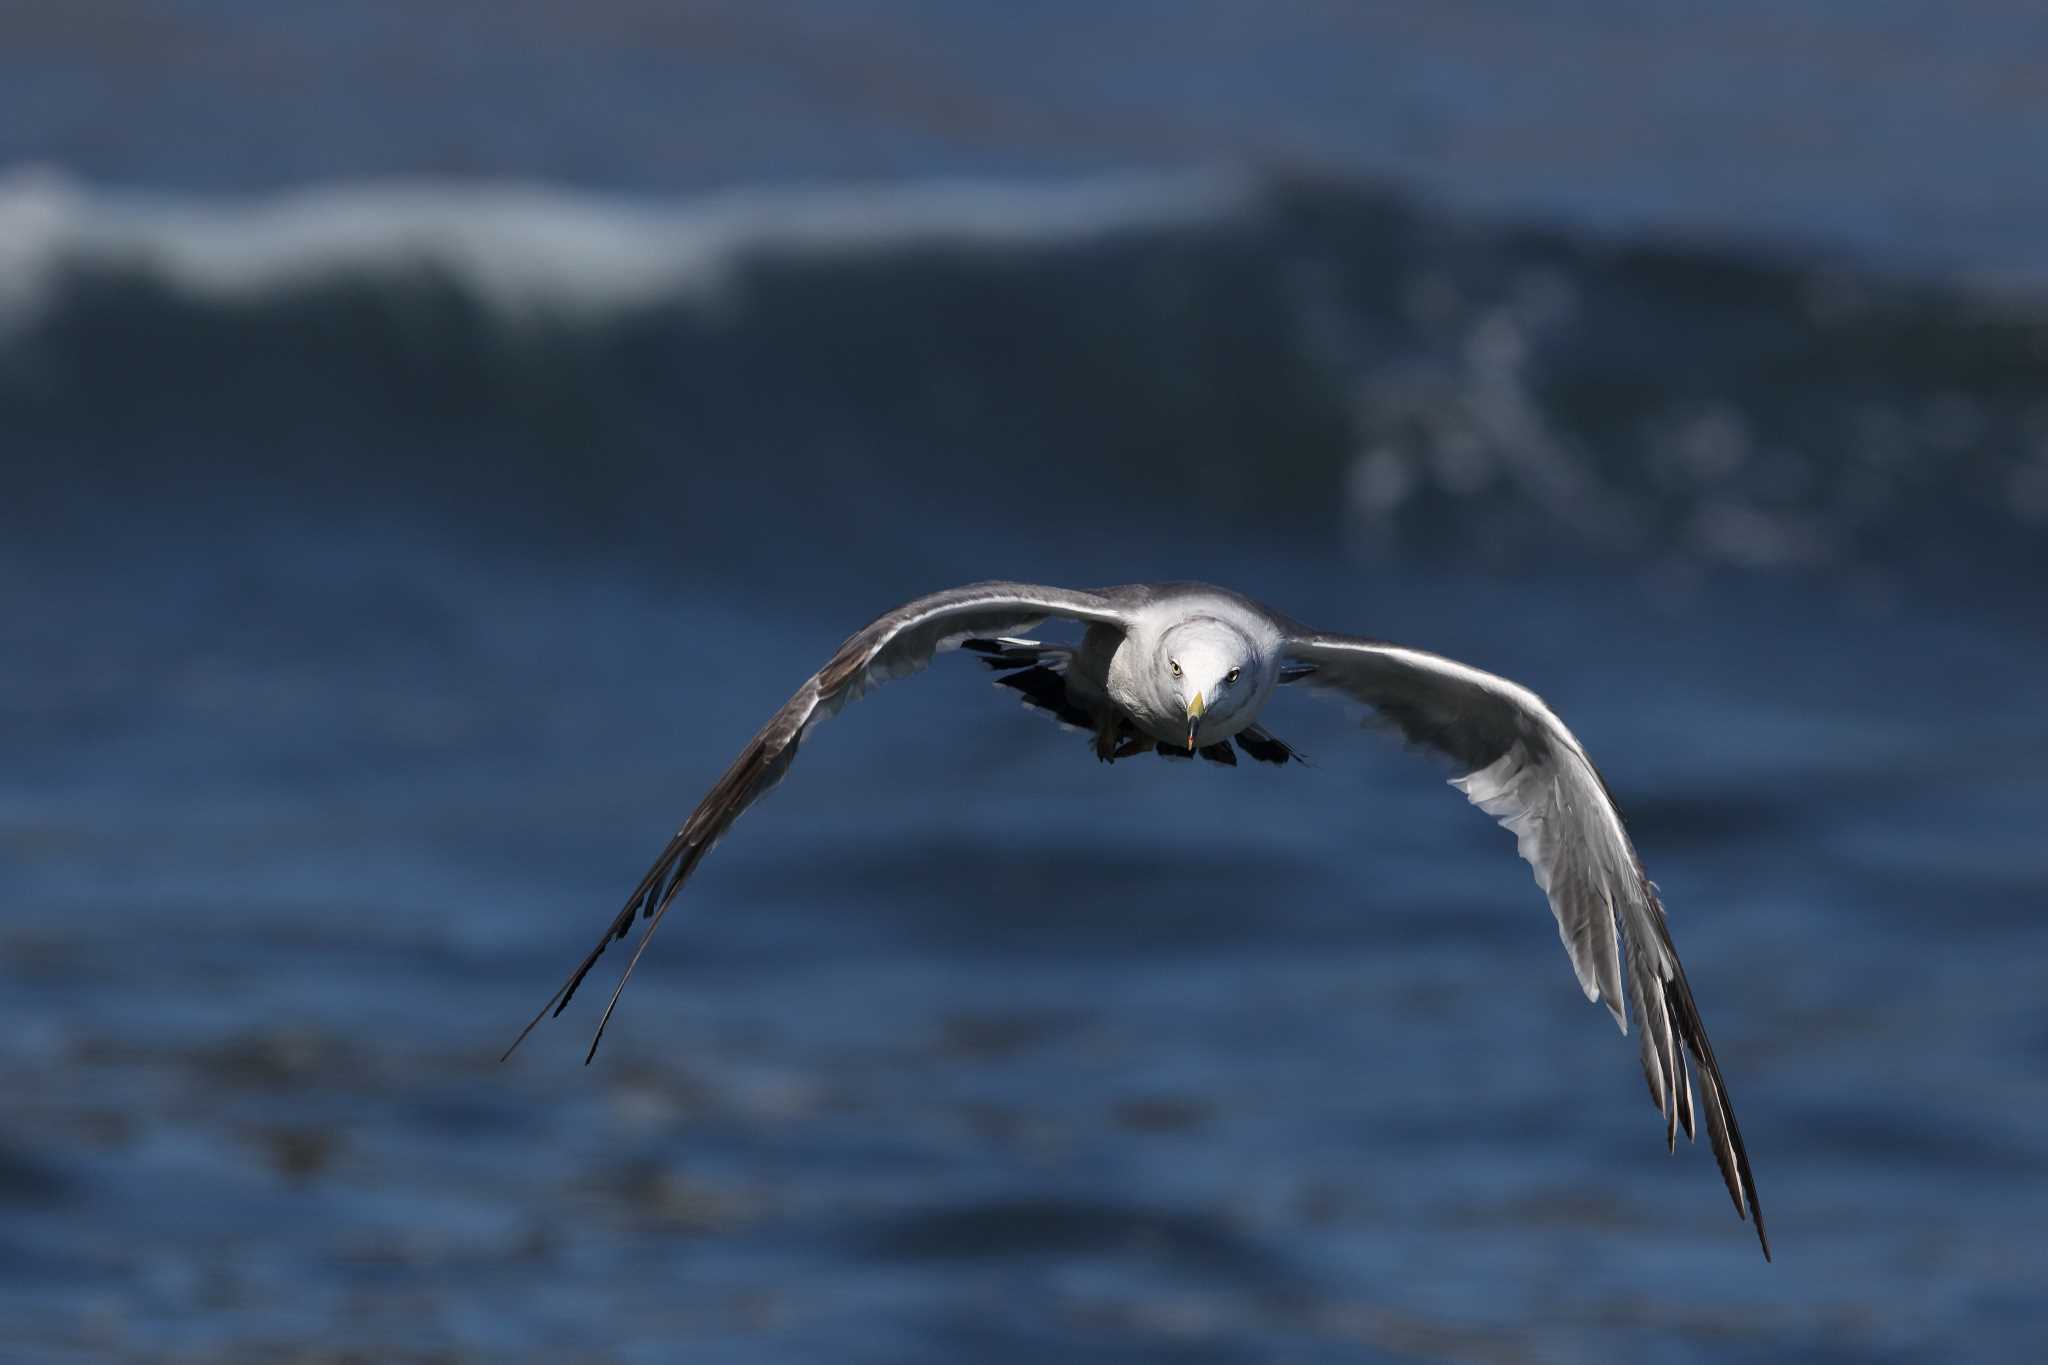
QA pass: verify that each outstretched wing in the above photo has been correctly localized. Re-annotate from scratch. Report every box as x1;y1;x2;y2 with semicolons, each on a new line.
1281;631;1770;1260
506;582;1133;1064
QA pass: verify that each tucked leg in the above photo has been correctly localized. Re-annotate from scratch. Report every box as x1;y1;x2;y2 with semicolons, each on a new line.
1095;711;1126;762
1234;724;1305;765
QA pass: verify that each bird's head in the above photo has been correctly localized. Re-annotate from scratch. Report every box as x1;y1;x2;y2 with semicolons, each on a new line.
1161;619;1258;749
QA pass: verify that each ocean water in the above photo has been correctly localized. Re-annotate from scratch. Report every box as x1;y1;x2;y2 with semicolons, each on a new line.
5;8;2048;1361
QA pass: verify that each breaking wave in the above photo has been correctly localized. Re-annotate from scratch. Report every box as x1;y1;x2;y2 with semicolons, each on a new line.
0;165;1254;336
4;164;2043;582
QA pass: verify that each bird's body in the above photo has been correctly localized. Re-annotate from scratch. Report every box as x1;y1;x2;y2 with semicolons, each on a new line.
977;584;1292;761
506;580;1771;1259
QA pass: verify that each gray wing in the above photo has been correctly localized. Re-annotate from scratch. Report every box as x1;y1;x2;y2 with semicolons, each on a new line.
506;582;1133;1064
1283;630;1769;1260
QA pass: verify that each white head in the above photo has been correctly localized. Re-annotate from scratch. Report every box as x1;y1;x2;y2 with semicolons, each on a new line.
1160;618;1259;749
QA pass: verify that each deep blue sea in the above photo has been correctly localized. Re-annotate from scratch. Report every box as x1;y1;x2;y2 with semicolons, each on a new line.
3;6;2047;1361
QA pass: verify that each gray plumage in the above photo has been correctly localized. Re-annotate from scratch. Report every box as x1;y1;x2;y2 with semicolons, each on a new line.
504;580;1769;1259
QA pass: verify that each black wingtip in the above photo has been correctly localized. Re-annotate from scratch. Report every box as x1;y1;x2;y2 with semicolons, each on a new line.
499;1022;538;1065
583;987;624;1066
1746;1195;1773;1262
500;978;575;1063
578;891;673;1067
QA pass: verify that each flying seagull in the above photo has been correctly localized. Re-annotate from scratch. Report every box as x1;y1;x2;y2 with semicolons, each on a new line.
505;580;1769;1259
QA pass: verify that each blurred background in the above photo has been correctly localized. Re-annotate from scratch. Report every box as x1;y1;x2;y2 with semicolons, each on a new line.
4;3;2045;1361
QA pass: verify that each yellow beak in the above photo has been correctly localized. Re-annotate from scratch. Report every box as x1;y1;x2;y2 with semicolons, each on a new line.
1185;691;1204;749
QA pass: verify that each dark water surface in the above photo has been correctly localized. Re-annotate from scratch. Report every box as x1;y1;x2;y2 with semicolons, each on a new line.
8;0;2048;275
5;5;2048;1359
4;510;2044;1361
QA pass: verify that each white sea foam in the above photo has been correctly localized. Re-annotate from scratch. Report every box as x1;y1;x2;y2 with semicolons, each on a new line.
0;165;1254;336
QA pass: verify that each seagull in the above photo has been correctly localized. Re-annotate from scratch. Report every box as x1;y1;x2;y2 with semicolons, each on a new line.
504;580;1769;1259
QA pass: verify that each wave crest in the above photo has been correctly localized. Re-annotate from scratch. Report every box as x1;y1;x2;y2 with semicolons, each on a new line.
0;165;1253;335
4;165;2042;583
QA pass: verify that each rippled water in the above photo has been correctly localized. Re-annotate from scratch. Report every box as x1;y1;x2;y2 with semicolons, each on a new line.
5;5;2048;1359
4;517;2043;1360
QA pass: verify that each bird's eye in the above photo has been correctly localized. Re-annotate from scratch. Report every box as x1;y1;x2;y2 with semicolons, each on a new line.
1227;667;1241;685
1169;659;1182;678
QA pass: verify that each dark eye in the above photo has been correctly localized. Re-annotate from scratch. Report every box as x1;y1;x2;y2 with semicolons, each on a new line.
1227;667;1241;685
1169;659;1182;678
